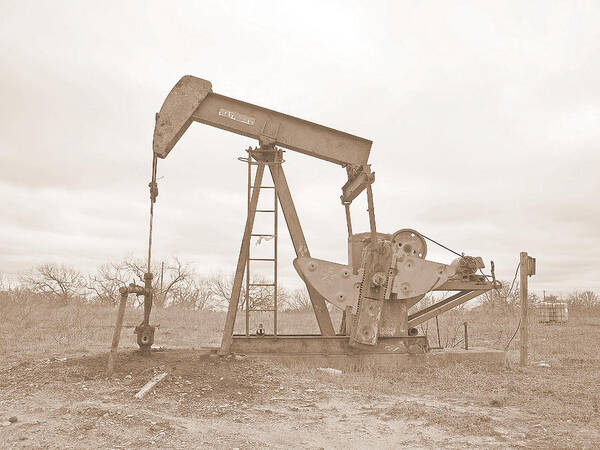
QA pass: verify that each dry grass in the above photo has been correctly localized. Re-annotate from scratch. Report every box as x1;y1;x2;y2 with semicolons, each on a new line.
1;291;597;364
0;292;341;359
2;293;599;447
283;306;600;446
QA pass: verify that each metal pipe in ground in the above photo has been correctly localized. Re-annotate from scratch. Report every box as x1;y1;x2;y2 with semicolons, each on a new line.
107;289;128;376
463;321;469;350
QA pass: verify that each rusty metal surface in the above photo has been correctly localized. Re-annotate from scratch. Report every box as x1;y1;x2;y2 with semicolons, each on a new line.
296;227;496;347
294;257;362;313
107;282;157;374
379;300;409;337
305;228;495;313
149;75;501;356
153;76;372;166
153;76;212;158
134;323;155;350
230;335;428;355
348;232;392;269
107;292;128;375
390;257;451;299
407;290;485;328
390;229;427;260
435;279;496;290
193;93;372;166
341;165;375;203
349;241;393;347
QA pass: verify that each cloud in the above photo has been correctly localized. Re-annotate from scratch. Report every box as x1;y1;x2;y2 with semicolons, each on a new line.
1;1;599;295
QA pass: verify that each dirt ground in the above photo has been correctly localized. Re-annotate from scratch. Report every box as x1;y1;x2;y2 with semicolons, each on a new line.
1;305;599;448
0;348;598;448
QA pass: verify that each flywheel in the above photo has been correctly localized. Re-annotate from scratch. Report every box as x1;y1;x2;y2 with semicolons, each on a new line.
390;228;427;259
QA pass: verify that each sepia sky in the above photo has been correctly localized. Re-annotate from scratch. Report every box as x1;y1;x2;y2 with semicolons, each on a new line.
1;1;599;294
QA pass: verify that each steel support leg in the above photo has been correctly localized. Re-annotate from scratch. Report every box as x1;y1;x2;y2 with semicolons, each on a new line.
219;163;266;354
268;163;335;336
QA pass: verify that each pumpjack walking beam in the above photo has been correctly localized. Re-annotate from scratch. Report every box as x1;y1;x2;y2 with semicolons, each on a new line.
153;76;371;166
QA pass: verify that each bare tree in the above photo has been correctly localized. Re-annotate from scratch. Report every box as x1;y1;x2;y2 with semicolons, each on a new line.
121;256;157;286
285;288;313;312
276;285;291;310
169;276;213;310
208;272;292;311
476;279;521;309
567;290;599;309
159;258;194;307
413;292;449;336
207;272;235;310
87;263;130;306
120;256;195;307
22;263;86;304
247;274;275;311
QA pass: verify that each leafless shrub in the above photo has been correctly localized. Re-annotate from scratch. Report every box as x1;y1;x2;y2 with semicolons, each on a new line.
169;276;213;310
285;288;313;312
415;292;448;337
0;288;37;328
412;292;470;348
107;256;197;307
21;263;86;304
276;285;292;310
566;291;600;310
207;272;292;311
440;307;469;348
153;258;196;307
87;263;130;306
207;272;235;310
245;275;285;311
472;279;523;311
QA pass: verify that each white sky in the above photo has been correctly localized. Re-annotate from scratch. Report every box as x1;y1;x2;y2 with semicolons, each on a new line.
1;1;599;295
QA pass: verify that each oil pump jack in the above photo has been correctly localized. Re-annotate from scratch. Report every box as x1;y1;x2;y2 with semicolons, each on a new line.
109;75;499;369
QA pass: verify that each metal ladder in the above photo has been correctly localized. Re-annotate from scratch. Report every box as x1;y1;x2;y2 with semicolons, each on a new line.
239;149;280;336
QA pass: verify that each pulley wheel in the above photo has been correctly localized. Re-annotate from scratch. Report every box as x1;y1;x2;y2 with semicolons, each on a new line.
391;228;427;259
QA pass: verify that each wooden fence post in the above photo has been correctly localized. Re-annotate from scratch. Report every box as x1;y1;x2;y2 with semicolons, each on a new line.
519;252;528;366
519;251;536;366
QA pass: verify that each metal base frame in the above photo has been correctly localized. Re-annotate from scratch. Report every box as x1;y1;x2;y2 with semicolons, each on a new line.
230;335;429;355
